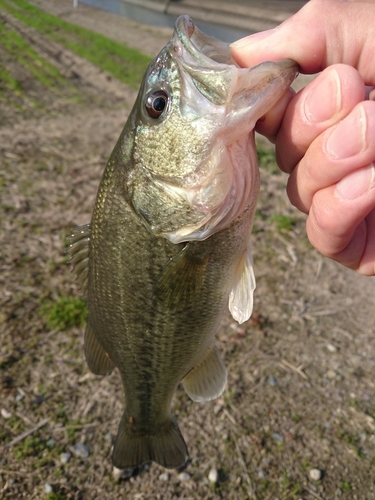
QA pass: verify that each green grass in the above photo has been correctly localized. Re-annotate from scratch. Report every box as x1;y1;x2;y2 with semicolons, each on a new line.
257;145;276;167
0;19;64;88
15;435;46;460
0;0;151;88
41;296;87;330
0;63;22;93
269;214;296;232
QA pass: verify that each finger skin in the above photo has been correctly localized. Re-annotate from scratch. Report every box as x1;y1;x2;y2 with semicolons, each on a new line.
287;100;375;212
230;0;375;85
276;65;366;174
290;99;375;275
230;0;375;275
307;185;375;275
254;87;295;143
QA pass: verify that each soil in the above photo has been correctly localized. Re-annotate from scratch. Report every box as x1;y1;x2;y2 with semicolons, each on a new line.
1;1;375;499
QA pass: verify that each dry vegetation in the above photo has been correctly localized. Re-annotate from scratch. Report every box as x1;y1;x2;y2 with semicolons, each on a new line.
1;1;375;499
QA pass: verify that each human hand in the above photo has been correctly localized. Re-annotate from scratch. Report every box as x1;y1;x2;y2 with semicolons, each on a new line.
231;0;375;275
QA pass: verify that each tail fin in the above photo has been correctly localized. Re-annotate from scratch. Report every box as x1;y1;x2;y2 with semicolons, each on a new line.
112;412;188;470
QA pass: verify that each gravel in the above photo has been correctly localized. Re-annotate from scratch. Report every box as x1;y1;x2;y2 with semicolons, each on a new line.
208;467;219;483
309;468;322;481
70;442;90;458
60;452;72;464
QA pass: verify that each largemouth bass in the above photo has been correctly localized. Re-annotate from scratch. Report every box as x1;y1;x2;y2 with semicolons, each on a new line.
68;16;297;470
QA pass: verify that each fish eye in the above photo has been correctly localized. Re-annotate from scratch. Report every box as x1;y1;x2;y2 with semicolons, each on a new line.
145;90;169;119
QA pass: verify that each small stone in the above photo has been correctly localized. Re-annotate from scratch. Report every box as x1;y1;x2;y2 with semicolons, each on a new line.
309;468;322;481
272;433;284;443
213;404;223;415
159;472;169;481
208;467;219;483
327;344;338;353
60;452;71;464
112;467;123;482
46;438;56;448
1;408;12;419
104;432;112;441
326;370;337;379
70;442;90;458
33;394;45;405
112;466;133;481
178;472;190;481
44;483;53;494
15;393;24;402
359;433;367;442
267;376;278;386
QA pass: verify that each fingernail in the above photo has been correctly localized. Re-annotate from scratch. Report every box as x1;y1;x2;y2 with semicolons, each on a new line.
304;70;341;123
326;106;367;160
230;28;277;49
335;164;375;200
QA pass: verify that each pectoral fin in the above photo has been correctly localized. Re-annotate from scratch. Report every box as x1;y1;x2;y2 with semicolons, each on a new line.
154;244;209;309
182;345;227;403
84;323;115;375
228;244;256;324
67;224;91;293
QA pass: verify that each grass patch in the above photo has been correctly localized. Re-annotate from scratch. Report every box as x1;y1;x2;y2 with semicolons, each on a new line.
15;435;46;460
0;0;151;88
0;63;22;94
257;145;276;167
0;19;64;88
256;143;281;174
269;214;296;232
41;296;87;330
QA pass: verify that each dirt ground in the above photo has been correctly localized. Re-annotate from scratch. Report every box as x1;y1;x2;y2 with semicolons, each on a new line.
1;1;375;499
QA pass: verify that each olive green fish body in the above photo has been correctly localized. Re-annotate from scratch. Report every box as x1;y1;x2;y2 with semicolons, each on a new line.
87;150;255;468
68;15;298;470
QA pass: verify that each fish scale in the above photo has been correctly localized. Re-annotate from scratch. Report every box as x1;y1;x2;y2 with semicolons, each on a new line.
68;15;297;470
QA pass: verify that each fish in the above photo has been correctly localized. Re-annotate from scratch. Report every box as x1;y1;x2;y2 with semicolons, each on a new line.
68;15;297;471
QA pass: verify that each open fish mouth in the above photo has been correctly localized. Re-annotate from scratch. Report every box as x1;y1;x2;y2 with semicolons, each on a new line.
129;15;298;244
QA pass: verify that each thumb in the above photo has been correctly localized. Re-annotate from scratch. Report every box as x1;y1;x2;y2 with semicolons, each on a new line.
230;0;375;85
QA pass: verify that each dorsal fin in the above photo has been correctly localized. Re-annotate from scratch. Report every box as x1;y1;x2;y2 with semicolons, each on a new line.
67;224;91;293
228;244;256;324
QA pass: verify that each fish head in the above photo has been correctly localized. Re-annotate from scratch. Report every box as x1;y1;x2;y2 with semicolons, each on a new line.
126;16;298;243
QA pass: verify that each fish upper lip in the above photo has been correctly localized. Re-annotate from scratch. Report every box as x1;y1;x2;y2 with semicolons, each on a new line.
172;15;298;105
174;15;235;67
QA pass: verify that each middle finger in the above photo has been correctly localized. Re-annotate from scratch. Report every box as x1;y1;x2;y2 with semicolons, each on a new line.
276;64;365;173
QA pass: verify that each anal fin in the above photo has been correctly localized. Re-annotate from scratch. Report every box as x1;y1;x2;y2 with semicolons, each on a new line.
182;345;227;403
228;243;256;324
84;322;115;375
